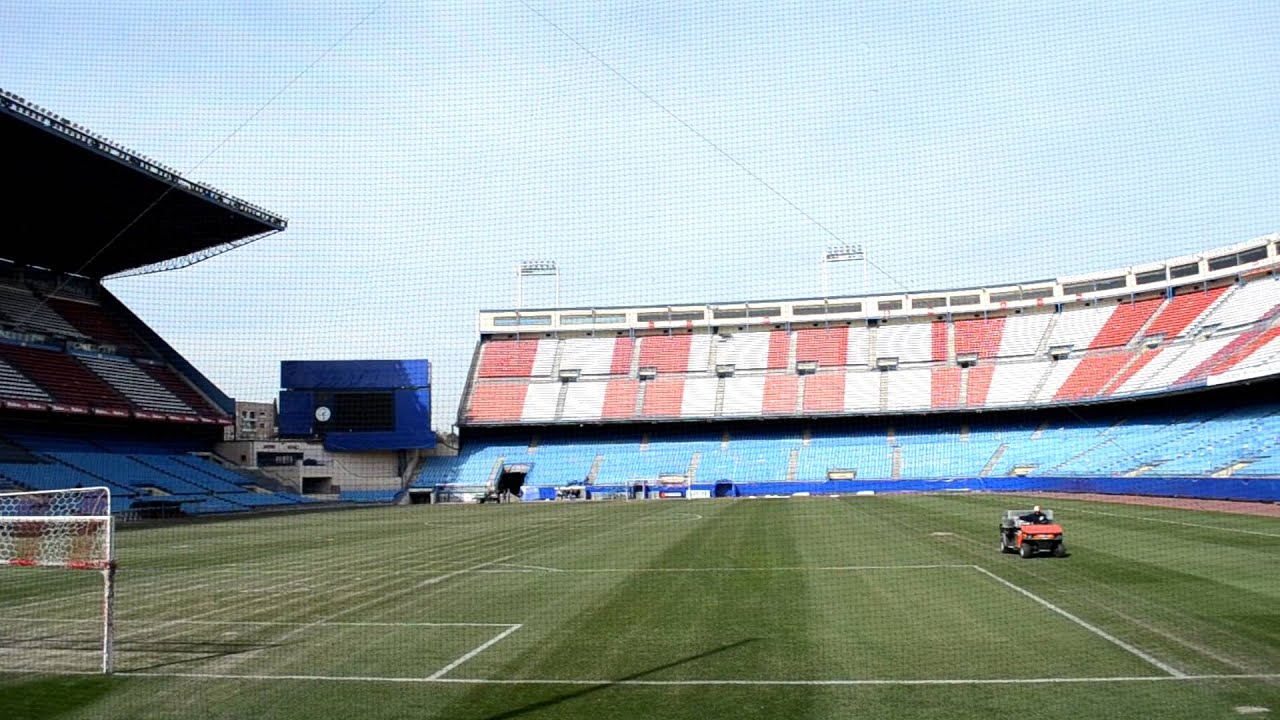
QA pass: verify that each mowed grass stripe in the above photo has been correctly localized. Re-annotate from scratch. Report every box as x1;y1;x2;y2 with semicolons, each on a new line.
848;494;1280;674
431;497;828;719
133;500;688;678
2;496;1277;720
1;505;541;616
0;517;559;673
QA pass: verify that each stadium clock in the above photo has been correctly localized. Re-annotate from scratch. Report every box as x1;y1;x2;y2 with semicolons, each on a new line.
314;406;332;422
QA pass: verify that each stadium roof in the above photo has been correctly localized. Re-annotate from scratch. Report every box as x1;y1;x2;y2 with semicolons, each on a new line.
1;89;287;279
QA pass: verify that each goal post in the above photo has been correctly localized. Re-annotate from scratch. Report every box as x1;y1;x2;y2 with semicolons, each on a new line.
0;486;117;674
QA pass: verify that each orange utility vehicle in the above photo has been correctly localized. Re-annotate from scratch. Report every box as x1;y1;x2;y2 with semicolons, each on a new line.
999;509;1067;558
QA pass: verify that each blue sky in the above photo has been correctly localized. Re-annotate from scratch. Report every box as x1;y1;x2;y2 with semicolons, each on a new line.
2;1;1278;429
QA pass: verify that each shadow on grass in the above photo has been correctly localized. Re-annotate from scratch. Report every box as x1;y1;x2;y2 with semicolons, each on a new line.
0;674;118;720
0;637;290;674
478;638;759;720
120;639;292;673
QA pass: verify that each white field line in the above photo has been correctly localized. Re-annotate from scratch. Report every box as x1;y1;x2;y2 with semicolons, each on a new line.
141;522;539;619
0;618;516;628
426;624;522;680
74;526;543;660
970;565;1186;677
235;578;319;594
214;554;518;672
533;564;973;573
1;577;215;614
15;669;1277;686
0;523;520;616
0;532;540;671
0;543;534;671
1065;508;1280;539
1097;606;1251;672
498;563;564;573
0;512;626;671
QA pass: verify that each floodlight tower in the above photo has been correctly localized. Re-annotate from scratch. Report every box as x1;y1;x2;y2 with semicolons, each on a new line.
820;244;867;299
516;260;560;309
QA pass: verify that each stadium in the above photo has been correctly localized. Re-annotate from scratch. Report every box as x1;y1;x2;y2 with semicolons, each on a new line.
2;6;1279;720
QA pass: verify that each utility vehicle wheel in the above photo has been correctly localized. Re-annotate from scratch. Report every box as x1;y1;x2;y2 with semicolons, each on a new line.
1052;543;1067;558
1020;543;1034;559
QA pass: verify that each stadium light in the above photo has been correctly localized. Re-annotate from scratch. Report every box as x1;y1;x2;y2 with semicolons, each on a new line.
516;260;560;309
821;244;868;299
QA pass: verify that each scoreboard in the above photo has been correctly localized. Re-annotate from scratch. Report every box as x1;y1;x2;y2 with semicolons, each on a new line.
277;360;434;451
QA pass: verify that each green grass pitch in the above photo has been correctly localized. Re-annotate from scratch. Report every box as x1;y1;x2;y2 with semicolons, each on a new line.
1;493;1277;719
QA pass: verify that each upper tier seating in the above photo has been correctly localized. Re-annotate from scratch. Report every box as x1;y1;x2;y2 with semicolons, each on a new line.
638;334;713;373
642;378;685;417
985;362;1047;407
874;322;933;363
520;383;559;422
561;381;608;421
1089;298;1161;348
463;276;1280;424
1196;277;1280;330
0;345;130;412
477;339;556;378
721;375;767;416
602;380;640;419
0;284;85;339
45;296;142;350
1034;357;1083;402
802;373;844;413
140;363;220;417
0;356;51;404
558;337;617;375
930;367;961;408
79;356;194;415
1141;286;1229;340
996;313;1053;357
885;369;931;411
953;317;1005;359
1043;303;1114;350
794;327;848;367
716;331;788;370
762;375;798;415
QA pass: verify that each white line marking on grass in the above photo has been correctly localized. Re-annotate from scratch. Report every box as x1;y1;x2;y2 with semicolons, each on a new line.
39;671;1280;686
1099;606;1252;672
426;624;522;680
264;555;517;646
970;565;1186;677
1066;508;1280;538
498;563;564;573
556;564;972;573
0;618;516;628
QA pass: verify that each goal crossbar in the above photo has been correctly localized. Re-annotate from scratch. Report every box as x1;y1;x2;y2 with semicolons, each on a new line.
0;486;117;673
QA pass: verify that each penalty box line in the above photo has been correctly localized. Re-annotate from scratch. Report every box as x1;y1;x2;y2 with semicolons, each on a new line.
427;624;523;680
0;620;525;679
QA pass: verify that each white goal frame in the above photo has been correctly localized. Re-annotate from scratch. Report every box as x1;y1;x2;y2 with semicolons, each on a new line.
0;486;117;674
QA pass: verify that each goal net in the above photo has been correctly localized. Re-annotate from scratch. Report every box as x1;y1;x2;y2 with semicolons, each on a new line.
0;487;117;673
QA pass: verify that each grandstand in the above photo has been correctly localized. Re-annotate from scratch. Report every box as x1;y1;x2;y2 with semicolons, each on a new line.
418;233;1280;502
0;89;307;516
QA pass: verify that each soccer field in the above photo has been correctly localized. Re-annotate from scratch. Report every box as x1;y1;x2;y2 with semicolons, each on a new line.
2;494;1278;719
